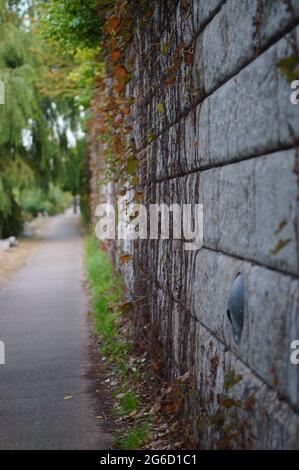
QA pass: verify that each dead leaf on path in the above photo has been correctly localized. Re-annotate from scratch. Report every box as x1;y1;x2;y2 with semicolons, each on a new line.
64;395;72;400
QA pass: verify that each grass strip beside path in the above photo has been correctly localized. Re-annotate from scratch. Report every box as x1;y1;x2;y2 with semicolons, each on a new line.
85;236;151;449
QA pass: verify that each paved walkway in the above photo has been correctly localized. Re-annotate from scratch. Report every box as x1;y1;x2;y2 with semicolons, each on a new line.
0;212;111;449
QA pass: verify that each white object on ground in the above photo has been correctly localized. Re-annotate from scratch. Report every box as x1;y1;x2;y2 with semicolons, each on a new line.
0;236;18;251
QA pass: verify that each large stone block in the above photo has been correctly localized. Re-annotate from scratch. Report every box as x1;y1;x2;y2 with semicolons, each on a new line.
194;248;299;408
201;150;299;274
203;25;299;167
153;149;298;275
201;0;299;94
193;319;299;449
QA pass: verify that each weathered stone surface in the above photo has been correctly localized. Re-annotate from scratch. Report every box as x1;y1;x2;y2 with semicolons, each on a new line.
207;31;298;166
135;26;299;181
193;318;299;449
90;0;299;449
130;0;222;108
194;248;299;409
153;299;299;448
132;2;299;152
203;150;299;274
147;150;298;275
202;0;299;94
192;0;223;34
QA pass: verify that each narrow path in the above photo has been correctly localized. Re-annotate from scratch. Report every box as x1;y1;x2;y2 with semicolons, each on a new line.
0;212;112;449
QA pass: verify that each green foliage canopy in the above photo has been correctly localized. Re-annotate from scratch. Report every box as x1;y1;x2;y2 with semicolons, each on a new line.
42;0;113;51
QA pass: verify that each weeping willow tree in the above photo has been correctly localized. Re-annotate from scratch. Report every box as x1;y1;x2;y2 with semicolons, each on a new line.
0;1;50;235
0;0;86;237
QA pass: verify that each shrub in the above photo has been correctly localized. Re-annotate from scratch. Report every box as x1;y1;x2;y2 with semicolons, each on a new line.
20;184;72;218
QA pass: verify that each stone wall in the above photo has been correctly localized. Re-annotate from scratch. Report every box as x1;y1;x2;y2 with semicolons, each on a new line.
91;0;299;448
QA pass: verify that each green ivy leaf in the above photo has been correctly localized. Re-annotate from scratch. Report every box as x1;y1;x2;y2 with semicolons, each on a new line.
156;102;164;113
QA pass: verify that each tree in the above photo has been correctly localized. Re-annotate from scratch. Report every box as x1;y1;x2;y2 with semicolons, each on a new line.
0;0;87;236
